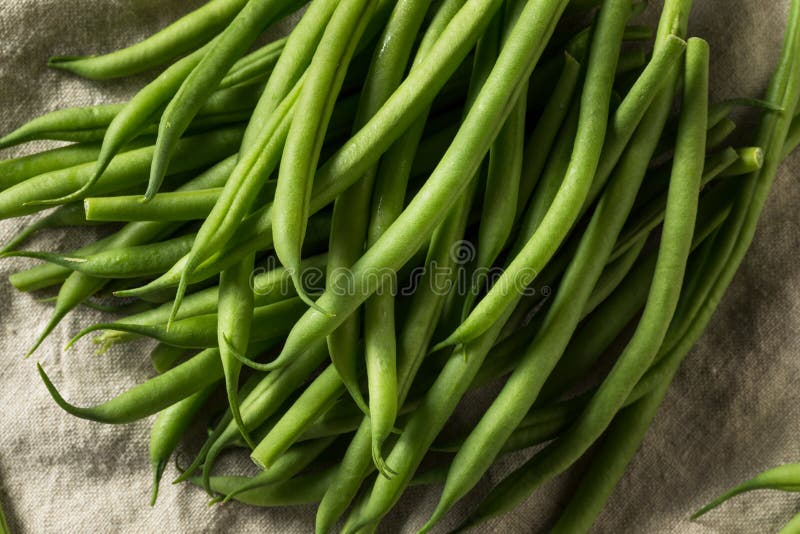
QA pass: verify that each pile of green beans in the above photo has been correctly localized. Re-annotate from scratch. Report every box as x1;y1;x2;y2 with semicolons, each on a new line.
2;0;799;531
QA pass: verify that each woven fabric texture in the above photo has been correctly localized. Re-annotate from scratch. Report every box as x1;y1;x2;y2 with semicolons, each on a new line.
0;0;798;532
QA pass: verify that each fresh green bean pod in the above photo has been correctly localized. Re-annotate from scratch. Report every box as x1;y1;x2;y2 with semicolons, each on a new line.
218;436;337;504
218;37;286;90
149;386;213;505
218;253;257;447
437;17;686;352
516;52;581;216
70;297;307;350
0;203;100;254
38;347;224;423
48;0;250;79
251;364;345;469
84;188;225;222
0;127;243;218
198;468;336;507
458;30;703;532
705;117;736;150
274;0;378;315
0;143;102;191
148;0;302;199
5;233;196;279
326;0;431;474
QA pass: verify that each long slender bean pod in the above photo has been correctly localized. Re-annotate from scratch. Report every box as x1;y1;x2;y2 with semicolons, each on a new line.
458;29;704;531
437;14;686;351
148;0;300;199
48;0;249;79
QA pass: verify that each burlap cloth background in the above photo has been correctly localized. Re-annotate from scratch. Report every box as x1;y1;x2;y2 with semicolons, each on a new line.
0;1;798;532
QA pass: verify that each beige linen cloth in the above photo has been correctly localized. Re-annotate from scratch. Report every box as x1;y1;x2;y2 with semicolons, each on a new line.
0;1;798;532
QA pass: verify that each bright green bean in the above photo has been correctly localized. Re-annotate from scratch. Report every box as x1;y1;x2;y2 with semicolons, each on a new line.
516;52;581;216
85;188;224;222
218;252;257;447
149;386;213;505
0;127;243;218
69;297;307;350
148;0;300;199
0;143;102;190
48;0;249;79
437;12;685;351
327;0;431;476
38;347;223;423
5;233;195;279
251;364;345;469
272;0;560;373
458;31;703;531
693;464;800;519
274;0;378;314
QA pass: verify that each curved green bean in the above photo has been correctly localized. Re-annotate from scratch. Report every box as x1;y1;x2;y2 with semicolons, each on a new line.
48;0;249;79
437;31;688;351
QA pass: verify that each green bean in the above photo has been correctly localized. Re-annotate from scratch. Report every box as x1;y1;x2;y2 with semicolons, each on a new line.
458;32;704;530
424;6;684;528
721;147;765;176
219;37;287;90
706;117;736;150
85;188;224;222
516;52;581;216
469;79;527;313
5;233;196;279
0;203;99;253
148;0;300;199
198;468;336;507
274;0;378;314
326;0;431;476
515;103;579;247
7;233;115;292
240;0;340;150
344;306;518;532
150;344;188;374
272;0;562;374
693;464;800;519
69;297;307;350
49;0;249;79
0;127;242;218
0;105;121;150
251;364;345;469
609;147;739;263
193;341;330;490
436;12;686;351
218;436;337;504
38;347;224;423
780;511;800;534
149;386;213;505
659;0;800;364
315;2;470;529
218;253;257;447
0;143;101;190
